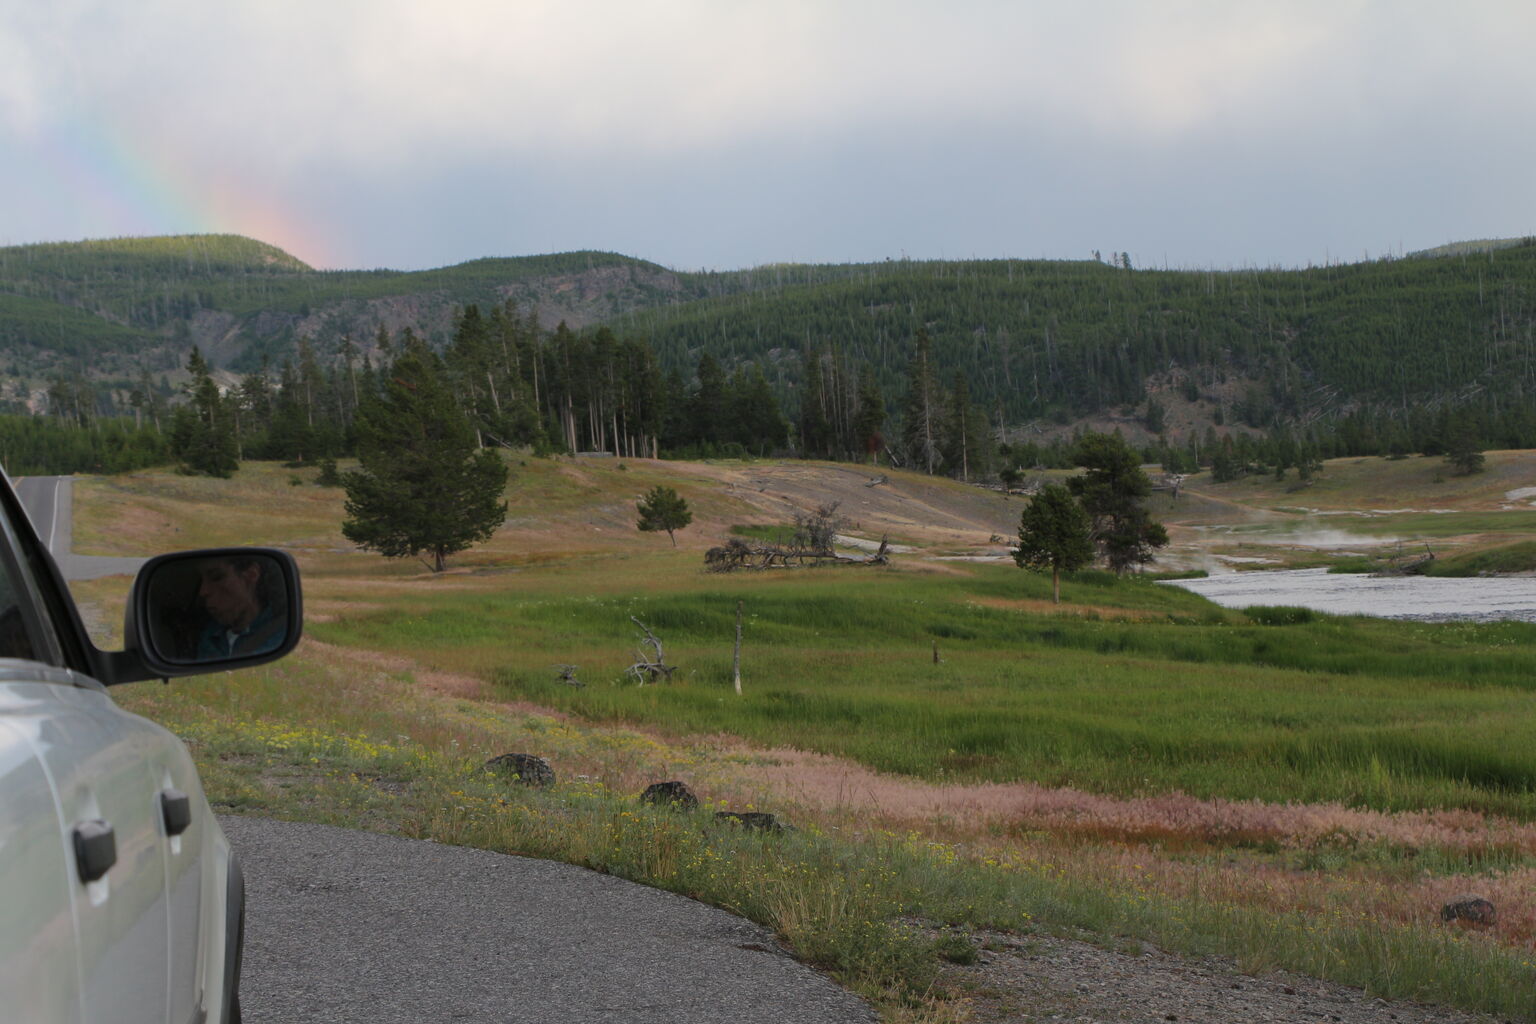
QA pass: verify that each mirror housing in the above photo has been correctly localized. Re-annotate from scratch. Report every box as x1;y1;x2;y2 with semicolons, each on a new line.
122;547;302;680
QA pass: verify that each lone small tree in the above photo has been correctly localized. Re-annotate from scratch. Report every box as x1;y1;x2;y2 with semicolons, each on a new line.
636;485;692;546
342;337;507;571
1015;482;1094;603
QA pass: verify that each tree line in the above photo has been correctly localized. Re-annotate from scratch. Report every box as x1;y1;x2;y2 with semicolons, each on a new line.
4;293;1527;483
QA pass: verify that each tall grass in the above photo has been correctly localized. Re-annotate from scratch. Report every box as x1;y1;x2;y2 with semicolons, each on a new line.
311;563;1536;816
118;654;1536;1023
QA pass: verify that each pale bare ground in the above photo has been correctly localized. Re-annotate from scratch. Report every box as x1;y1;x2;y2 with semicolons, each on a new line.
653;459;1019;552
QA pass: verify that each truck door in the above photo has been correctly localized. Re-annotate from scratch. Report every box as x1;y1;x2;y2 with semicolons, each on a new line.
0;704;84;1023
35;679;175;1024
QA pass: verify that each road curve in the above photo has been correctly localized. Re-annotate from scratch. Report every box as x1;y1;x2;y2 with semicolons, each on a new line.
224;816;874;1024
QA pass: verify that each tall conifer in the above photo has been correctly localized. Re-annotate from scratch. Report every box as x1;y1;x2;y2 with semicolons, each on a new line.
342;336;507;572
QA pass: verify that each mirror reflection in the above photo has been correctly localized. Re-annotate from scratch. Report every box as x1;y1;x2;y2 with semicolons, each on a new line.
145;553;290;663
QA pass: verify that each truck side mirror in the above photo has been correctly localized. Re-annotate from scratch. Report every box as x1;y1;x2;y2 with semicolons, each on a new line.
126;548;302;677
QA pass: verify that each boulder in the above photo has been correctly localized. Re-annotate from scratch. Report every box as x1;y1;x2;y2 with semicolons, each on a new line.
1440;896;1496;928
714;810;786;833
483;753;555;788
640;780;698;811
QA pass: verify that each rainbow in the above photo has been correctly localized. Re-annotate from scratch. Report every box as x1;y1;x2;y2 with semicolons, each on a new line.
28;113;336;268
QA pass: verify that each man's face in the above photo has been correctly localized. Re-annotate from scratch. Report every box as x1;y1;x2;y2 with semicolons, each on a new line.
198;560;262;629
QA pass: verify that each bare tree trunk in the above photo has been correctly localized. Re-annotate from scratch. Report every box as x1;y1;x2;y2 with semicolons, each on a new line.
732;599;743;695
486;370;501;413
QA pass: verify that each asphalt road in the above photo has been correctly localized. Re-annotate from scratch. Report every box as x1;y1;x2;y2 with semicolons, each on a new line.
19;474;875;1022
14;475;147;580
224;817;874;1024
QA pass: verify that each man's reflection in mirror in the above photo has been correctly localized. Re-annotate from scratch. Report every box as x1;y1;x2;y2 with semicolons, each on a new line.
195;556;286;658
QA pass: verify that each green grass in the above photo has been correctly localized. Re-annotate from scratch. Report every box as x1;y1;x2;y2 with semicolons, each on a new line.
116;654;1536;1024
1352;510;1536;537
311;561;1536;816
1425;540;1536;576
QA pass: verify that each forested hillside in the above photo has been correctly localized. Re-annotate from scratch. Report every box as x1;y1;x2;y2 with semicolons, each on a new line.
619;245;1536;431
0;236;707;387
3;233;1535;460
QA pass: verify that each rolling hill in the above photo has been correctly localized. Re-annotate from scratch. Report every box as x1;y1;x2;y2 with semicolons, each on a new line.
3;233;1535;443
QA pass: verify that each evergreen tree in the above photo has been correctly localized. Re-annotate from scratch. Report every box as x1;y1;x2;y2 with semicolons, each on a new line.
1015;482;1094;603
266;359;313;462
1445;420;1486;475
798;346;834;458
691;352;728;448
1210;440;1242;483
1068;432;1168;574
170;346;238;477
852;365;886;464
902;327;941;474
635;485;693;546
342;337;507;572
942;373;992;481
734;364;788;455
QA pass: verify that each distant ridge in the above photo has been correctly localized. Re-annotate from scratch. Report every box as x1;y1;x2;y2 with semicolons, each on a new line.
6;233;314;272
3;233;1536;445
1406;236;1534;259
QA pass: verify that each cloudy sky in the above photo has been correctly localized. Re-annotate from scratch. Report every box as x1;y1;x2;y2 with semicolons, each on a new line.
1;1;1531;272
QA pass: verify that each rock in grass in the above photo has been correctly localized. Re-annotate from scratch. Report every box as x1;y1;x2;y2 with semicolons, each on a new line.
484;753;555;788
714;810;786;833
1440;895;1496;928
640;780;698;810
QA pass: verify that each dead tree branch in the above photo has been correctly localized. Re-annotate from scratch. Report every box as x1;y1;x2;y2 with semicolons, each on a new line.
627;616;676;684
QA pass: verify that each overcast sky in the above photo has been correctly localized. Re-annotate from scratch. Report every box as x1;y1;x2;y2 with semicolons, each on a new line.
1;1;1532;272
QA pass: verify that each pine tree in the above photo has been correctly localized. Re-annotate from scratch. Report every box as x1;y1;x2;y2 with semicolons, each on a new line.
1068;432;1169;574
170;346;238;477
1445;420;1486;475
798;346;834;458
1015;482;1094;603
852;365;886;463
342;336;507;572
691;353;727;449
902;328;941;474
635;485;693;546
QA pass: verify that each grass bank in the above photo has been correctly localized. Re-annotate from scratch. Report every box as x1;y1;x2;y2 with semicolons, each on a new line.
119;648;1536;1023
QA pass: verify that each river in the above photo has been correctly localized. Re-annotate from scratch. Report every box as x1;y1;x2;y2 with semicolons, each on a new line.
1163;568;1536;623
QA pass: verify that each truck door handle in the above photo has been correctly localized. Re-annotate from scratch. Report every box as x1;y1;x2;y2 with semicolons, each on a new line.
160;788;192;836
73;820;116;883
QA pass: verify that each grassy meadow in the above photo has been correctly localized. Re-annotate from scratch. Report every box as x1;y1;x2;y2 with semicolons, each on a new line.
69;453;1536;1022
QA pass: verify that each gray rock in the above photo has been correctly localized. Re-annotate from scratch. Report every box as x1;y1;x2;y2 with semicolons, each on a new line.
714;811;786;833
1440;895;1496;927
641;780;699;811
484;752;556;788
